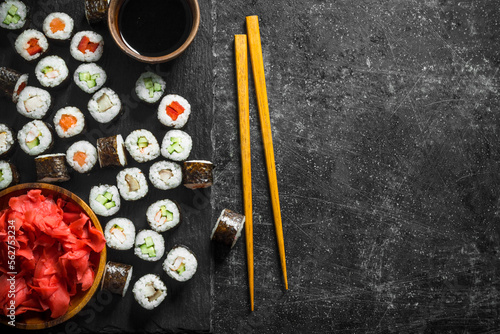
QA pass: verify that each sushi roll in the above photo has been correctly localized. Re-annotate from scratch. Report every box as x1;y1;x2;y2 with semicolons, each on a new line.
163;245;198;282
133;274;167;310
0;0;28;30
0;124;15;158
15;29;48;61
16;87;51;119
146;199;181;232
0;67;28;103
135;72;166;104
70;31;104;62
66;140;97;173
35;56;69;88
88;87;121;123
116;167;148;201
211;209;245;248
97;134;127;168
74;63;106;94
42;12;74;41
149;161;182;190
104;218;135;250
182;160;213;189
125;129;160;163
53;106;85;138
34;153;70;183
18;120;53;156
134;230;165;262
157;94;191;128
85;0;109;25
101;261;133;296
0;161;19;189
160;130;192;161
89;184;120;216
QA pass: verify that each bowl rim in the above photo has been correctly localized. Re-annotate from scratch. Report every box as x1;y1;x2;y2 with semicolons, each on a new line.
107;0;201;64
0;183;107;330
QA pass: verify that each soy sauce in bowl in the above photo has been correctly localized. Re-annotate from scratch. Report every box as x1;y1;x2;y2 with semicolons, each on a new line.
118;0;193;57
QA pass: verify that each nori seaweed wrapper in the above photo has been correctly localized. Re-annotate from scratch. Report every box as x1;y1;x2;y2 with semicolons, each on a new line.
85;0;109;25
6;163;20;186
0;67;27;102
101;261;133;296
35;154;71;183
211;209;245;248
0;125;16;158
97;135;126;168
182;161;213;189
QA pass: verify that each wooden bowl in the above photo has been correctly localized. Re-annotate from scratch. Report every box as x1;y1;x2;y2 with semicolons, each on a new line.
107;0;200;64
0;183;106;330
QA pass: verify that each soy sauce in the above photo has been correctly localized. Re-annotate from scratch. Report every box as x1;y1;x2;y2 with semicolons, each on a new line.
118;0;193;57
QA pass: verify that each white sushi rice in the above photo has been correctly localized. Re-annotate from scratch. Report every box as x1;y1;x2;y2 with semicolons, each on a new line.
116;167;148;201
149;161;182;190
42;12;74;40
163;245;198;282
53;106;85;138
0;124;15;157
134;230;165;262
0;0;27;30
146;199;181;232
16;87;51;119
0;161;15;189
18;120;52;156
66;140;97;173
70;31;104;62
160;129;192;161
74;63;106;94
133;274;167;310
135;72;166;104
35;55;69;88
12;73;28;103
125;129;160;163
89;184;120;217
88;87;121;123
104;218;135;250
157;94;191;128
15;29;48;61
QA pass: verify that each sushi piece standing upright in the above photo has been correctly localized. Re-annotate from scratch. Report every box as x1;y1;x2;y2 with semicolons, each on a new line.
149;161;182;190
18;120;53;156
15;29;48;61
66;140;97;173
0;161;19;189
74;63;106;94
104;218;135;250
101;261;133;296
34;153;70;183
88;87;122;123
0;124;15;158
146;199;181;233
16;87;51;119
0;67;28;103
135;72;166;104
89;184;121;216
70;31;104;62
160;129;192;161
97;134;127;168
157;94;191;128
133;274;167;310
182;160;213;189
0;0;28;30
53;106;85;138
163;245;198;282
34;56;69;88
116;167;148;201
85;0;109;25
211;209;245;248
125;129;160;163
42;12;74;41
134;230;165;262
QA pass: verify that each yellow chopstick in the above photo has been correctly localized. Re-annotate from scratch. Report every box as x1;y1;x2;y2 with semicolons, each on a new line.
246;15;288;290
235;34;254;311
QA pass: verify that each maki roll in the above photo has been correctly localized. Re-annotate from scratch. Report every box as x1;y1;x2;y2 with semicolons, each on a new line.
35;55;69;88
74;63;106;94
163;245;198;282
0;0;28;30
160;129;192;161
135;72;165;104
149;161;182;190
34;153;70;183
134;230;165;262
66;140;97;173
15;29;48;61
101;261;133;296
116;167;148;201
53;106;85;138
104;218;135;250
0;161;19;189
89;184;120;216
16;87;51;119
85;0;109;25
0;67;28;103
211;209;245;248
133;274;167;310
125;129;160;163
0;124;15;158
88;87;121;123
157;94;191;128
97;134;127;168
18;120;53;156
146;199;181;232
42;12;74;41
182;160;213;189
70;31;104;62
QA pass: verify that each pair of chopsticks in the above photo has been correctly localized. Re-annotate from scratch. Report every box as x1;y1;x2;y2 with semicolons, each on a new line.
235;15;288;312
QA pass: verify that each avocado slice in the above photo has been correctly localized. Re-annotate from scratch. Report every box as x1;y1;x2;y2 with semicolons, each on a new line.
112;224;123;231
137;136;148;148
42;66;53;74
26;137;40;149
177;263;185;275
